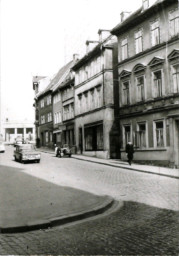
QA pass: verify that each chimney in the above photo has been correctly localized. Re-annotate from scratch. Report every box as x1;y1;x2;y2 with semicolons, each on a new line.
142;0;149;11
86;40;99;54
120;11;131;22
73;53;79;61
98;29;111;42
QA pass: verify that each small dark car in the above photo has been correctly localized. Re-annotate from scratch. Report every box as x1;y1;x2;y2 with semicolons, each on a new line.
55;144;71;157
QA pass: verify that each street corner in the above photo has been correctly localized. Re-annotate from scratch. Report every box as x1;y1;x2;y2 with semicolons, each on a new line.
0;166;114;233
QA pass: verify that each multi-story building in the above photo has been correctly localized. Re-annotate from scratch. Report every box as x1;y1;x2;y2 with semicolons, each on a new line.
111;0;179;167
35;84;53;148
52;56;78;149
72;31;119;159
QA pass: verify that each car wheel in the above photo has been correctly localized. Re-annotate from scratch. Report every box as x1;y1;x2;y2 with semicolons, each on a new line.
69;154;71;157
37;160;40;163
20;157;24;164
14;156;17;161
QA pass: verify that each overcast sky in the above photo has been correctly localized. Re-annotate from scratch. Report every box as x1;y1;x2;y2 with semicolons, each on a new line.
1;0;151;122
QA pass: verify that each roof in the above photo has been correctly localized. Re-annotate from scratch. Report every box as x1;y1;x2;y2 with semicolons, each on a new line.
36;60;77;98
111;0;176;35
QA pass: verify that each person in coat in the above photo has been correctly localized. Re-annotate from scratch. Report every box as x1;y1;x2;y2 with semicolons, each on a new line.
125;141;134;165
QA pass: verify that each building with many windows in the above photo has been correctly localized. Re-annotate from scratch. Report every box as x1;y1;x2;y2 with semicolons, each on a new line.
111;0;179;167
52;55;78;150
72;31;119;159
34;82;54;148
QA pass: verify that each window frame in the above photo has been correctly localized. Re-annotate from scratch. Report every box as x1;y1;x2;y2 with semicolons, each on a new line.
169;8;179;38
150;19;160;46
153;119;166;148
121;37;128;60
134;29;143;54
136;122;148;148
123;124;132;148
152;69;163;98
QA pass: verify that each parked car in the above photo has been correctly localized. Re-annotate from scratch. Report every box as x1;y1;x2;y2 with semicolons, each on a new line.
0;142;5;153
55;144;71;157
14;137;23;147
14;144;41;163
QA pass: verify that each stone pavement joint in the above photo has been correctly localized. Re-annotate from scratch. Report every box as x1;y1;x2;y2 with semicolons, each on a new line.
39;147;179;179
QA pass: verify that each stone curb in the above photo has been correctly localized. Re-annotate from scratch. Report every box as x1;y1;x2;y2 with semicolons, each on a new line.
0;197;114;234
40;150;179;180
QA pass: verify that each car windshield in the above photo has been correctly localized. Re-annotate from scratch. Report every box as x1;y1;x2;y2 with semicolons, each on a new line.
19;145;35;151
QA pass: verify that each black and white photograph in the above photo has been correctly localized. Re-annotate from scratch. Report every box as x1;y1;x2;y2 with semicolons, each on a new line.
0;0;178;254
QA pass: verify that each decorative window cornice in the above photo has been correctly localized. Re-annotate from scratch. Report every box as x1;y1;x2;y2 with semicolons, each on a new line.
148;56;165;67
168;49;179;61
133;63;146;73
119;69;131;78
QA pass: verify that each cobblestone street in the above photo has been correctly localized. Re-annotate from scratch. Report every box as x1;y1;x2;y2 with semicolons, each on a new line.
0;147;178;254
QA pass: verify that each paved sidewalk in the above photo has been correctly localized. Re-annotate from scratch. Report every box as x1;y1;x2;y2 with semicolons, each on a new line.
39;147;179;179
0;164;113;233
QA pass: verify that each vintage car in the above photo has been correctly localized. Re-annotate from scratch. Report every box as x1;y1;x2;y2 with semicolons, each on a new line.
14;144;41;163
0;142;5;153
14;137;23;147
55;144;72;157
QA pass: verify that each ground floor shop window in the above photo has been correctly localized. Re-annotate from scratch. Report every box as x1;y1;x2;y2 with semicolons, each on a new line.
85;124;103;151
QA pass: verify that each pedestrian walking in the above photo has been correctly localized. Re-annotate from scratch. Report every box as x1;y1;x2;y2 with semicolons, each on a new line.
126;141;134;165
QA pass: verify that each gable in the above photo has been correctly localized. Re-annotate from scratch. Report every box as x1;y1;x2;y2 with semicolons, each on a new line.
168;49;179;61
148;57;165;67
119;69;131;78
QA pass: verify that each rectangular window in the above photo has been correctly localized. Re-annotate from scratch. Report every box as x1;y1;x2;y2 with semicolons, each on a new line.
90;89;94;110
151;20;160;46
136;123;146;148
85;124;103;151
155;121;164;147
41;115;45;124
96;125;103;150
41;99;44;108
153;70;162;98
45;131;49;143
135;29;143;54
85;127;93;150
121;38;128;60
172;64;179;93
124;125;131;147
58;111;62;123
47;96;51;105
136;76;145;101
169;9;179;37
123;81;130;105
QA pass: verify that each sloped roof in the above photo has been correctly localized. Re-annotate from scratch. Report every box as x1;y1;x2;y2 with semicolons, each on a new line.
36;60;77;98
111;0;175;35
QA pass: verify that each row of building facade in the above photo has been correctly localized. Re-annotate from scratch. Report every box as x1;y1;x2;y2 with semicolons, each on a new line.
33;0;179;168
